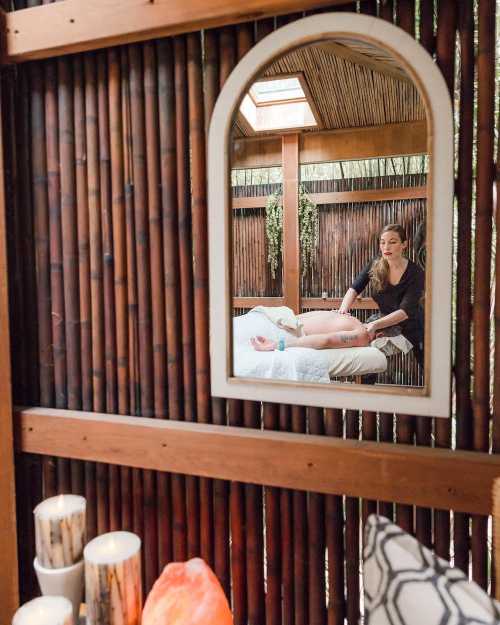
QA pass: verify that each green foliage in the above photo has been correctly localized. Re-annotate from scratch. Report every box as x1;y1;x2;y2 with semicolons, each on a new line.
298;185;319;276
264;187;319;279
265;191;283;279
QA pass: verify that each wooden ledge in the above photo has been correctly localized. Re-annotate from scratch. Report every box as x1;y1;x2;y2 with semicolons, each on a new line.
15;406;500;515
6;0;357;64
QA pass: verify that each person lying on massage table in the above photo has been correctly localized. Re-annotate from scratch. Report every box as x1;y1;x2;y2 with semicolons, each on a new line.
251;309;372;351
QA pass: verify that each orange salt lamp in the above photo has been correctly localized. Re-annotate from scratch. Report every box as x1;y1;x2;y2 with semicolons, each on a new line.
142;557;233;625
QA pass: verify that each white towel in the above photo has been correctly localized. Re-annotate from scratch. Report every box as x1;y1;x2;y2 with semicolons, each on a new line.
250;305;303;336
370;334;413;356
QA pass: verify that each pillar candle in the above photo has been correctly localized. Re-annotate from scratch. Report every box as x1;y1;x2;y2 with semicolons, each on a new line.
12;596;73;625
84;531;142;625
34;495;86;569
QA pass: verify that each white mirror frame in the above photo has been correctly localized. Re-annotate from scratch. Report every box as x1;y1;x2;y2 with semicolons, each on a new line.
208;13;453;418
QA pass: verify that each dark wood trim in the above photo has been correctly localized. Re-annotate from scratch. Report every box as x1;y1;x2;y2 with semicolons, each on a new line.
5;0;362;64
233;297;284;308
14;406;500;516
232;296;377;310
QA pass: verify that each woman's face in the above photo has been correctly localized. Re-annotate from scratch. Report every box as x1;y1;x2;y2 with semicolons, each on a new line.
379;230;407;261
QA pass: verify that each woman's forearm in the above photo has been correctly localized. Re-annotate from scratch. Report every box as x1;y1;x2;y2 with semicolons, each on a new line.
339;288;358;313
373;309;408;330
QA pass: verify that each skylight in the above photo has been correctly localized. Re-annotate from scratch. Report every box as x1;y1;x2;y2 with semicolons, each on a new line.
239;75;318;133
250;77;305;104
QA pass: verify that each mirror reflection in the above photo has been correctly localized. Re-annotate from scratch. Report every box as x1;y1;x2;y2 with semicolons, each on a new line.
230;37;428;388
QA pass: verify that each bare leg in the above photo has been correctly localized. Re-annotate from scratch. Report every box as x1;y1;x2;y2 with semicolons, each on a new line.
251;327;370;351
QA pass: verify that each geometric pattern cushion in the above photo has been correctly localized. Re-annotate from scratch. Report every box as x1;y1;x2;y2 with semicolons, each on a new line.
363;515;500;625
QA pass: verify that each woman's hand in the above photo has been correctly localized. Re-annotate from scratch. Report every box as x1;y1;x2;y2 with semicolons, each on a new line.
250;336;277;352
364;321;379;340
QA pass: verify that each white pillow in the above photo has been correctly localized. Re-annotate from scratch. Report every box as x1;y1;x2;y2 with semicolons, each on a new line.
364;515;500;625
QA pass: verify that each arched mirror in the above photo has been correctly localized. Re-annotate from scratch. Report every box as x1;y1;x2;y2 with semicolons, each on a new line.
208;13;453;417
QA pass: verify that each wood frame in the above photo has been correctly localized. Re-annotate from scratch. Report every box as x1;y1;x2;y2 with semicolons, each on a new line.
208;13;453;417
4;0;360;63
0;93;19;619
231;120;428;167
15;406;500;516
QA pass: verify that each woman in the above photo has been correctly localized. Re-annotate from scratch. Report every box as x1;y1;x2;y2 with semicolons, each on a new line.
338;223;424;366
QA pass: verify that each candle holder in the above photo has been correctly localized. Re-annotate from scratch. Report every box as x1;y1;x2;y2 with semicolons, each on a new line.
34;558;84;624
33;494;86;623
84;531;142;625
12;596;74;625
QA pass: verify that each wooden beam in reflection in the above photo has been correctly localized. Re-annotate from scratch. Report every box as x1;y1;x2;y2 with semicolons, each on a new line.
282;133;300;313
232;296;377;310
232;186;427;209
232;121;428;168
14;406;500;515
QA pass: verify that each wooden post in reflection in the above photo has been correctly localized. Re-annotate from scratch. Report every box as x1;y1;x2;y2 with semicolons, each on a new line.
282;133;300;313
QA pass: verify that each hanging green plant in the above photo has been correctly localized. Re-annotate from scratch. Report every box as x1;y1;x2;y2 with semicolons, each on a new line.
265;191;283;279
298;185;319;276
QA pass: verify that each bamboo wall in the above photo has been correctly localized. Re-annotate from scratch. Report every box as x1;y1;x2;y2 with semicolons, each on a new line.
4;1;497;624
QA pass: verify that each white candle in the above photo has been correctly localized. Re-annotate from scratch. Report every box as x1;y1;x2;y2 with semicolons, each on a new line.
34;494;86;569
12;596;73;625
84;532;142;625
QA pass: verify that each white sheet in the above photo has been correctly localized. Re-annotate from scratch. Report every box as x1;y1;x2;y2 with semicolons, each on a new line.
233;310;387;382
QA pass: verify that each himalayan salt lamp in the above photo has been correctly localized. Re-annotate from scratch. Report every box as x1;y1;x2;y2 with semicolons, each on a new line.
142;558;233;625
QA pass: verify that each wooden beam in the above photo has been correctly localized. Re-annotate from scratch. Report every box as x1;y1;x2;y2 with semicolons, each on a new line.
14;406;500;515
316;41;412;84
282;133;300;313
233;297;284;308
232;296;377;310
301;297;377;310
232;186;427;209
232;121;428;168
300;121;428;163
309;186;427;204
0;93;19;619
5;0;359;63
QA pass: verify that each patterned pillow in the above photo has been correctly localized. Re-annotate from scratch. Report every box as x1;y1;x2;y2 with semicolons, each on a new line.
363;515;500;625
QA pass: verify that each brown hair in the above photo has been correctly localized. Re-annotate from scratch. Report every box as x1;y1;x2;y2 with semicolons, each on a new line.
369;224;408;292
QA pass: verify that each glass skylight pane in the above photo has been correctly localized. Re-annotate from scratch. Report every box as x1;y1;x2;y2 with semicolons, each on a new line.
251;77;305;103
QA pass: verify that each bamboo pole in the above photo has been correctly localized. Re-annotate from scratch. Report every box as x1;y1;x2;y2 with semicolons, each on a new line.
433;0;456;562
308;407;326;625
472;0;495;589
279;404;294;625
292;406;308;625
453;0;474;574
29;60;57;496
129;42;158;590
345;409;359;625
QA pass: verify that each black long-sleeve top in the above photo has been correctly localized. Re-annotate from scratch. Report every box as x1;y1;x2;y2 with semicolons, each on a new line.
351;258;424;340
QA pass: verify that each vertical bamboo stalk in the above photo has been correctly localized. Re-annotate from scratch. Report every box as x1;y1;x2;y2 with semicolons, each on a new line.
129;42;158;590
345;410;359;625
45;54;70;493
472;0;495;589
74;55;92;414
433;0;457;561
156;36;181;570
361;411;377;523
279;405;294;625
292;406;308;625
202;26;230;591
325;409;345;625
453;0;474;574
97;51;121;535
108;47;129;417
29;60;56;495
263;403;281;625
172;35;191;562
308;407;326;625
109;46;134;536
84;52;107;535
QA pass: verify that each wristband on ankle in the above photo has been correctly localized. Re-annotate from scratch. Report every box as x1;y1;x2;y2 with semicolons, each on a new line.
277;338;286;351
